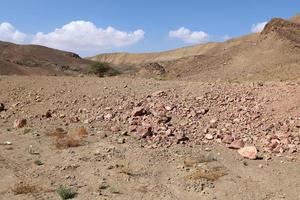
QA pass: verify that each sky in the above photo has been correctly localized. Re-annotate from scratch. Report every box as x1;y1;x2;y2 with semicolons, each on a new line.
0;0;299;56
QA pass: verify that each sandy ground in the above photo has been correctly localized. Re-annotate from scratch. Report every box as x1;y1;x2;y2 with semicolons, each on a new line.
1;76;300;200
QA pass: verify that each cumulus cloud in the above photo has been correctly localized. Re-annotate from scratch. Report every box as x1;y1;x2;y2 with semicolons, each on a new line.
0;21;144;53
169;27;210;44
0;22;27;43
32;21;145;52
251;21;267;33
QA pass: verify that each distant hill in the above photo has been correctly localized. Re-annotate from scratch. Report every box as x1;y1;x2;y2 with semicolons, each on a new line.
0;41;92;75
90;14;300;81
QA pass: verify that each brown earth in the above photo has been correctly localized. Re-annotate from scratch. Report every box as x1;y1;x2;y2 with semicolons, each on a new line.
1;76;300;200
90;14;300;81
0;41;93;75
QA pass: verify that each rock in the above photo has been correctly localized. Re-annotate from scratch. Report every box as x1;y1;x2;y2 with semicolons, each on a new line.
209;119;218;128
0;103;5;112
222;135;234;144
151;90;166;97
136;125;152;138
117;138;125;144
199;108;209;115
13;119;27;128
104;113;113;120
3;141;12;145
288;144;297;153
205;134;214;140
165;106;173;111
110;126;120;133
228;139;245;149
44;110;52;118
132;107;145;117
176;133;189;144
238;146;258;160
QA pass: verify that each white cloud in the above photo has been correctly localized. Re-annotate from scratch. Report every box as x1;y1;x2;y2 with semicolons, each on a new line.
169;27;210;44
251;21;267;33
0;21;144;53
0;22;27;43
222;35;231;41
32;21;144;52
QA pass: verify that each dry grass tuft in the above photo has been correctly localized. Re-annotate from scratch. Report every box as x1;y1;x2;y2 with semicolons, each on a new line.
45;128;67;138
46;127;88;149
12;183;38;195
186;169;227;181
55;136;81;149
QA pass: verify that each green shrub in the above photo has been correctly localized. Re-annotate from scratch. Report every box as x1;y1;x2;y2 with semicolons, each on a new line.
90;62;120;77
34;159;43;166
57;185;76;200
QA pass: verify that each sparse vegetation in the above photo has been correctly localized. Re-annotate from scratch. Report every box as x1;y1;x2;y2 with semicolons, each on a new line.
46;127;87;149
109;186;121;194
154;74;167;81
56;185;76;200
12;183;38;195
55;136;81;149
187;169;227;181
23;128;32;134
89;62;120;77
34;159;44;166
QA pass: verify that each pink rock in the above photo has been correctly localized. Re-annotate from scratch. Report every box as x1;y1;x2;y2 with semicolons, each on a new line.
104;113;113;120
151;90;166;97
228;139;245;149
13;119;27;128
110;126;120;132
128;125;137;132
238;146;257;160
267;139;279;150
222;135;234;144
132;107;145;117
136;126;152;138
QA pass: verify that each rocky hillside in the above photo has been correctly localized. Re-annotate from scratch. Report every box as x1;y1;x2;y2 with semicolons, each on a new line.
0;41;93;75
90;14;300;81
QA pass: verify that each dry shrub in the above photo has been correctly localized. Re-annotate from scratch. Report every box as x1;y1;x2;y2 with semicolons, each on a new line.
55;136;81;149
12;183;38;195
53;127;88;149
68;127;88;139
45;127;67;138
183;159;199;167
187;169;227;181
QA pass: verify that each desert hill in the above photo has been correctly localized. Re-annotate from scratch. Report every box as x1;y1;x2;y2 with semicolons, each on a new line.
0;41;93;75
90;14;300;81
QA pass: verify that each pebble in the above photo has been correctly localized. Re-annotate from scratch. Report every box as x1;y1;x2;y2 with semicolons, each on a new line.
205;134;214;140
13;119;27;128
0;103;5;112
238;146;258;160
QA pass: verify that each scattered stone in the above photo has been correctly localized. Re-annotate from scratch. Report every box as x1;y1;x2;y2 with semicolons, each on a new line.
209;119;218;128
110;126;120;133
2;141;12;145
0;103;5;112
104;113;113;120
132;107;145;117
13;119;27;128
117;138;125;144
136;126;152;138
205;134;214;140
238;146;258;160
228;139;245;149
44;110;52;118
222;135;234;144
151;90;166;97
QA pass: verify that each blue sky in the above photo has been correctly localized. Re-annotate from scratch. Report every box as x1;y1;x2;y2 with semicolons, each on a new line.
0;0;299;56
